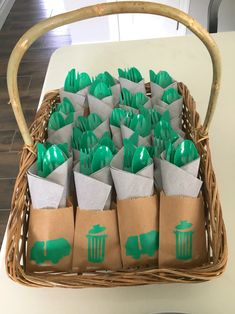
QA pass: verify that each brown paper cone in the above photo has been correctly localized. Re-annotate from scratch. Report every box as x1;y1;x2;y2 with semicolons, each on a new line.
117;194;159;268
27;205;74;272
72;208;122;272
159;192;207;268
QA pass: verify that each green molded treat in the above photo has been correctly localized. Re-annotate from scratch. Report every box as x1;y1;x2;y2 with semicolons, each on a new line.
173;139;199;167
150;70;173;88
118;67;143;83
57;97;75;114
162;88;181;104
110;108;127;127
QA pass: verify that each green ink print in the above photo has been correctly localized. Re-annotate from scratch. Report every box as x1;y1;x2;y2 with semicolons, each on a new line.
125;230;159;260
125;236;142;260
174;220;194;260
140;230;159;257
30;241;45;265
30;238;71;265
86;224;107;263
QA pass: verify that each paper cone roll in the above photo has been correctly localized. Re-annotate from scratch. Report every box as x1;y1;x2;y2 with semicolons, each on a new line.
27;158;72;208
110;125;123;149
74;164;112;210
119;77;146;94
150;81;177;99
111;148;154;200
160;159;202;197
47;123;73;148
88;94;114;121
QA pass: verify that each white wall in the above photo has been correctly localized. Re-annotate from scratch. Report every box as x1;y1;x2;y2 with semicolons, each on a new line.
188;0;235;32
0;0;15;29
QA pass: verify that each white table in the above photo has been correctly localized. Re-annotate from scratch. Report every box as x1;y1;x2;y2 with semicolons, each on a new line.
1;32;235;314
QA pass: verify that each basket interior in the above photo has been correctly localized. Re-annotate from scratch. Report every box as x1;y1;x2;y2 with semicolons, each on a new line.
5;83;227;288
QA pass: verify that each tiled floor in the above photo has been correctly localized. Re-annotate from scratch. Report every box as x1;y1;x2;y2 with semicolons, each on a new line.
0;0;71;247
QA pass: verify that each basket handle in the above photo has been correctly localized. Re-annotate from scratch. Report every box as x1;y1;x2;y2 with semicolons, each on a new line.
7;1;221;146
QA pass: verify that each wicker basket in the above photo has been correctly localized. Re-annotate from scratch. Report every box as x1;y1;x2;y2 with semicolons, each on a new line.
5;2;227;288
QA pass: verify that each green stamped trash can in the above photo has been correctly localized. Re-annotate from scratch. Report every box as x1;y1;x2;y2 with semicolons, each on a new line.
86;224;107;263
174;221;193;260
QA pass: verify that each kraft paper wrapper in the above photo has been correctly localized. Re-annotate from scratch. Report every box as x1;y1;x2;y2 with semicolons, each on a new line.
153;157;162;191
160;158;202;197
153;97;183;119
60;86;89;110
150;81;177;99
72;208;122;272
120;124;151;146
110;125;123;149
88;94;114;121
119;77;146;94
159;192;207;268
47;123;73;148
92;119;110;138
119;97;152;113
27;206;74;272
27;157;72;208
74;163;112;210
110;148;154;200
111;81;121;105
117;194;159;268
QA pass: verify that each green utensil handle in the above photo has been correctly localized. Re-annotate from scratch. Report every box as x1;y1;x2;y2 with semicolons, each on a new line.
7;1;221;145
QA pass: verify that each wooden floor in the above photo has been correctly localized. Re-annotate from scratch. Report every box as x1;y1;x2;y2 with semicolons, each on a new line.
0;0;71;246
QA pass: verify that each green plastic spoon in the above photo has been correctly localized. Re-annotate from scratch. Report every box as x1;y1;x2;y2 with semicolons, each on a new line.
88;113;102;130
150;70;173;88
72;127;83;150
91;145;113;173
110;108;126;127
120;88;133;106
80;131;98;150
162;88;181;104
123;140;136;172
154;120;179;143
99;132;117;154
132;92;148;109
57;97;75;114
77;72;91;90
42;146;66;177
48;112;66;130
131;146;152;174
129;114;148;137
173;140;199;167
37;143;46;177
90;81;112;100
